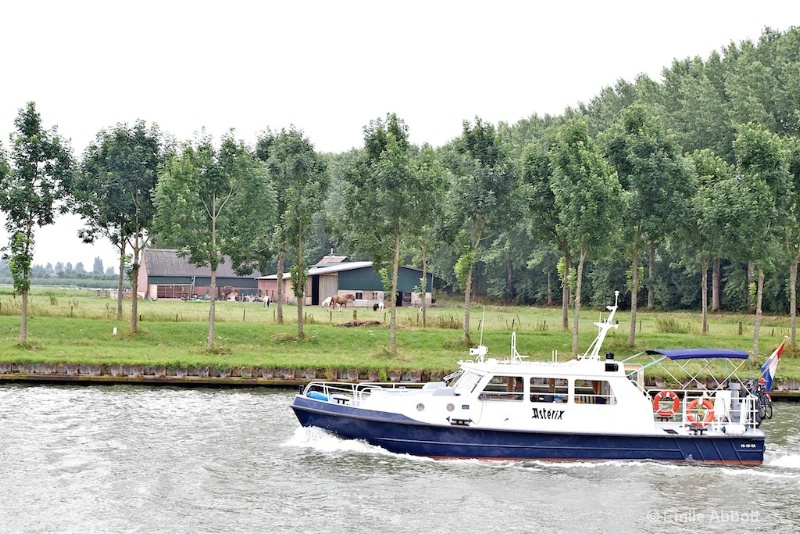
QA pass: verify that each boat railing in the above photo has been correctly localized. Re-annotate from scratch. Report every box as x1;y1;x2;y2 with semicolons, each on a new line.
302;381;427;405
649;387;761;431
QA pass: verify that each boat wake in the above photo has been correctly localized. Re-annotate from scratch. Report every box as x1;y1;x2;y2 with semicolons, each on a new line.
284;426;396;457
766;452;800;469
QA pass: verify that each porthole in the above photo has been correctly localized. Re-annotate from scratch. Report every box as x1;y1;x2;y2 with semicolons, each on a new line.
446;403;455;412
416;403;425;412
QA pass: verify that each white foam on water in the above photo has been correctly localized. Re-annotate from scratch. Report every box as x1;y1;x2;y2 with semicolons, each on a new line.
766;453;800;469
283;426;395;456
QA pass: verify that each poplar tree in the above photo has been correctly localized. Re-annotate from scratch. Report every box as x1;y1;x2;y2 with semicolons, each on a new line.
0;102;73;342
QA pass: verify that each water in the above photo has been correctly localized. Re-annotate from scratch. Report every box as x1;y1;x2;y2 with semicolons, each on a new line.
0;385;798;534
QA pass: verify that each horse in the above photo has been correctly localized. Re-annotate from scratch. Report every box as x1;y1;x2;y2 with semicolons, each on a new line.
330;294;355;310
372;301;385;311
263;295;271;308
321;296;332;308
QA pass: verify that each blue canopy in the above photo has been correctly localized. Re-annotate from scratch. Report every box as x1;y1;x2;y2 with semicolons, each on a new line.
645;348;749;360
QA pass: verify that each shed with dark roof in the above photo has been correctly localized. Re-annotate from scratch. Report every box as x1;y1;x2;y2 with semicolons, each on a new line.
137;249;260;300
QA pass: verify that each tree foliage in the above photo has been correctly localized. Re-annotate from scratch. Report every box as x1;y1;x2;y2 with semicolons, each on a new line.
442;117;519;340
155;132;275;350
74;120;162;324
0;102;73;341
339;113;442;351
261;127;328;339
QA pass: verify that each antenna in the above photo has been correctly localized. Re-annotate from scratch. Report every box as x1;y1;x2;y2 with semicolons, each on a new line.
478;306;485;347
469;307;488;362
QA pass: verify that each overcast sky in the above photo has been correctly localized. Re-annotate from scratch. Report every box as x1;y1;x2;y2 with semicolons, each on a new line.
1;1;799;270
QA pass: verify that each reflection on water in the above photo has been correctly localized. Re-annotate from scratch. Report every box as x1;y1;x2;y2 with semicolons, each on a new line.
0;385;798;533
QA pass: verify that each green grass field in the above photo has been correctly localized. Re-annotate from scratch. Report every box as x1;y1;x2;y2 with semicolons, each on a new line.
0;286;796;378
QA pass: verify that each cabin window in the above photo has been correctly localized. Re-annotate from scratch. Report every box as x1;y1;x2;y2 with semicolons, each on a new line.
529;377;568;403
573;379;615;405
478;375;525;401
453;371;482;395
355;292;363;300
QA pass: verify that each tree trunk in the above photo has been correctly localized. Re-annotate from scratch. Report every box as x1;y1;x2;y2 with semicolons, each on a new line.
546;270;553;306
420;244;428;328
753;267;764;357
463;262;474;342
647;242;655;309
628;251;639;347
276;246;285;324
208;268;216;350
791;257;799;347
572;250;587;357
507;259;514;304
296;226;304;340
117;241;126;320
390;232;400;352
129;243;140;334
561;250;571;331
747;261;755;314
701;259;709;335
20;288;28;342
712;258;721;312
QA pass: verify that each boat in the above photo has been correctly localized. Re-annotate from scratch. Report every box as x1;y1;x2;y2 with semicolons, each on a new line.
291;292;766;464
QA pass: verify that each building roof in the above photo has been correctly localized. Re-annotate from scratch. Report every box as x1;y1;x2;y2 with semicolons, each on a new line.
144;249;259;278
311;255;350;268
260;261;373;280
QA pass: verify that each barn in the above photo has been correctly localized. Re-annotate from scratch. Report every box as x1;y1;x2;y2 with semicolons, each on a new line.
137;249;260;300
258;255;434;307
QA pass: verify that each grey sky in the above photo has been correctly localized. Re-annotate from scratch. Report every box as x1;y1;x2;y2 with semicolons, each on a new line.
1;0;798;269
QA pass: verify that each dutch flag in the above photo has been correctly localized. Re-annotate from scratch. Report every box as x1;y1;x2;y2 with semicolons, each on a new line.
760;338;786;392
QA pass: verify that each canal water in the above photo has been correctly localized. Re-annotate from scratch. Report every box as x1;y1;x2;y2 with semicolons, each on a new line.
0;385;798;533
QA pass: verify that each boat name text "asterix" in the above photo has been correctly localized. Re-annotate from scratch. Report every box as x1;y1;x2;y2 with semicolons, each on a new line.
532;408;564;420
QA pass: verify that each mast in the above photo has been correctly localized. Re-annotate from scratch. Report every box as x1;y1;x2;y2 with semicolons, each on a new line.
580;290;620;360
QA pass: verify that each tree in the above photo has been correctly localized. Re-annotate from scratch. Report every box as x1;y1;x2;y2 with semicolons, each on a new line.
520;124;574;329
731;124;791;356
74;121;162;326
550;117;622;355
701;125;790;355
684;149;728;334
75;262;86;274
155;132;274;350
786;136;800;346
0;102;73;342
341;114;441;352
93;256;104;274
261;127;328;340
603;103;694;346
404;145;444;328
442;117;519;341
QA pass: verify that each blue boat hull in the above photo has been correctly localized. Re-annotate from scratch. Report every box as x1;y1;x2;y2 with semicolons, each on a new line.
291;396;765;464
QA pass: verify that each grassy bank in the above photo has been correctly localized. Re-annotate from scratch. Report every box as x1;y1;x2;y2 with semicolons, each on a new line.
0;287;797;378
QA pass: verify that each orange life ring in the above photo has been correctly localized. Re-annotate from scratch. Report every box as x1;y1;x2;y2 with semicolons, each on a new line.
686;398;715;428
653;390;680;418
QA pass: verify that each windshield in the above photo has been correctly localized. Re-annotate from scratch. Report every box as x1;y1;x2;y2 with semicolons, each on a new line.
453;371;482;394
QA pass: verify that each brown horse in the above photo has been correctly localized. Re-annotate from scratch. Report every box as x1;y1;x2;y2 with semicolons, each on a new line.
330;293;355;310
